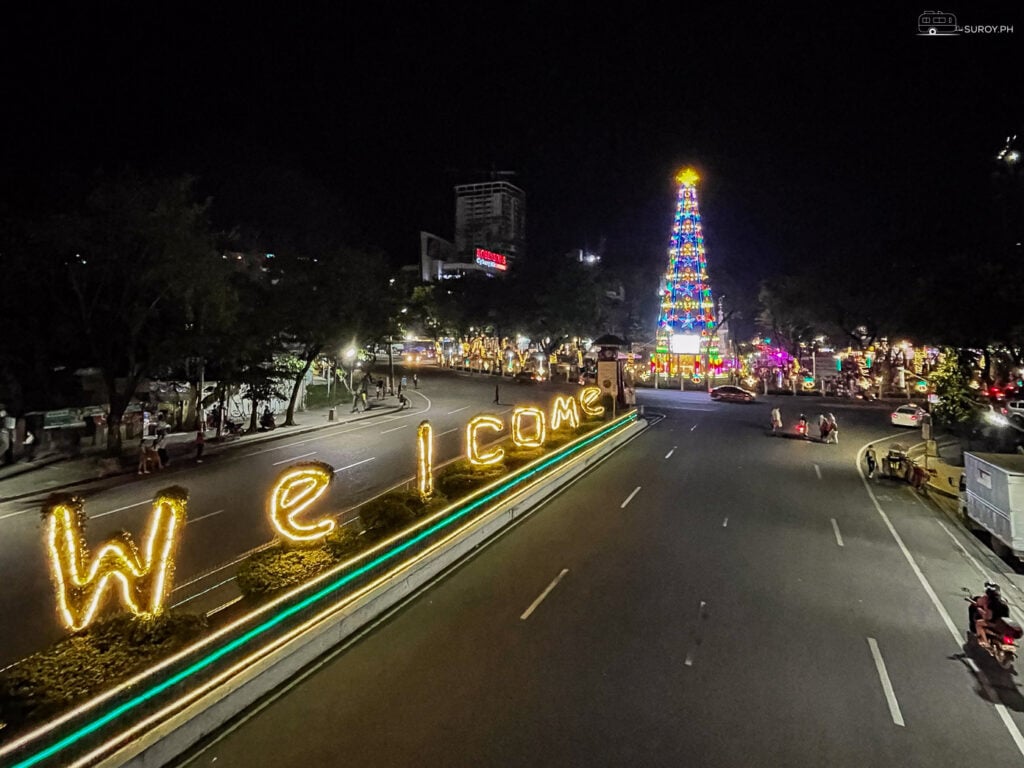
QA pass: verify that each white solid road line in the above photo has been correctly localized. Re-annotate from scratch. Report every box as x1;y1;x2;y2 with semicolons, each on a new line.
830;518;844;547
91;499;150;519
438;428;459;437
690;424;698;431
722;517;728;527
665;447;676;459
381;424;408;434
857;440;1024;756
521;568;569;620
188;509;226;524
620;486;642;509
447;406;470;415
814;463;822;479
333;457;376;474
867;637;905;727
271;451;317;466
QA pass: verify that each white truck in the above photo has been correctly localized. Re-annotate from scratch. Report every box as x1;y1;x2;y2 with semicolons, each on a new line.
963;452;1024;560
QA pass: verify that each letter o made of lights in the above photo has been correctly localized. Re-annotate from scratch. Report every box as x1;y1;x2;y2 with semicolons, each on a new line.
511;406;546;448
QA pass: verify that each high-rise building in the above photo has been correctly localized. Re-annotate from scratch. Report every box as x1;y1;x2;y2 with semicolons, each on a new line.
453;180;525;270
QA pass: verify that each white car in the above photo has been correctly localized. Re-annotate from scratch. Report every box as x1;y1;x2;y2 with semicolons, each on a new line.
891;404;925;427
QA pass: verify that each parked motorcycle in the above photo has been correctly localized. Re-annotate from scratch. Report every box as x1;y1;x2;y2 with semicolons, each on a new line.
259;410;277;432
964;587;1023;670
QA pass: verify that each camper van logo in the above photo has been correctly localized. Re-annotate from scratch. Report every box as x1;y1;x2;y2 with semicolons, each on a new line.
917;10;1014;36
917;10;958;35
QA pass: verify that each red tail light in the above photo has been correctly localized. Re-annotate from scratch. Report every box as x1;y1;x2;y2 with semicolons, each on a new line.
1004;635;1017;645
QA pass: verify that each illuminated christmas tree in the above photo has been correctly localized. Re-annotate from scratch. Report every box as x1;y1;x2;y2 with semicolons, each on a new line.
654;168;718;376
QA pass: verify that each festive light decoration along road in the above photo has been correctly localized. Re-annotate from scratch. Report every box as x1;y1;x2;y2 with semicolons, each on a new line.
46;488;187;632
578;386;605;417
8;412;638;768
417;420;434;498
268;463;335;542
511;406;546;448
466;414;505;465
550;395;581;431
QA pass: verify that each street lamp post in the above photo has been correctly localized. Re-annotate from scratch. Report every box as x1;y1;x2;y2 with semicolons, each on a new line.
344;347;357;395
386;336;396;395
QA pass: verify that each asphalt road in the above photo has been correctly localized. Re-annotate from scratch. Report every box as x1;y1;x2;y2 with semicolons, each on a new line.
0;367;569;668
173;389;1024;767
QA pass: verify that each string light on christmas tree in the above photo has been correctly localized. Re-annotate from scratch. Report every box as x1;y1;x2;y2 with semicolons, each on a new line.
655;166;719;376
46;488;187;632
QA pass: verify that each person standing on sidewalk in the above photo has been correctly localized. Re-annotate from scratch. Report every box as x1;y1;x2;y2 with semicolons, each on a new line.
138;438;151;474
194;429;205;463
866;445;877;478
494;384;500;405
413;373;419;389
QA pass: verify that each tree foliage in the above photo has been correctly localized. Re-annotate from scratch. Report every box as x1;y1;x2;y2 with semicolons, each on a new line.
931;347;978;426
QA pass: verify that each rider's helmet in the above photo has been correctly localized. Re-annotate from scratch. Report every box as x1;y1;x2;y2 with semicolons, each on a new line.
985;581;1002;598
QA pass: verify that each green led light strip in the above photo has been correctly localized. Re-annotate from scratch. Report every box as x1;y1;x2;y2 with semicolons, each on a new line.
13;412;636;768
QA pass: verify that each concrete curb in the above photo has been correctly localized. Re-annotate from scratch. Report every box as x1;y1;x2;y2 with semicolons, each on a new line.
98;416;648;768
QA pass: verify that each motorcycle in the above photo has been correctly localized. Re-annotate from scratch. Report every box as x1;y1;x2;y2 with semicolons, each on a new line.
796;418;808;438
965;590;1023;670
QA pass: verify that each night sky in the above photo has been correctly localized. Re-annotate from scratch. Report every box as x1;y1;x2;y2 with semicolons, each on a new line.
3;4;1022;312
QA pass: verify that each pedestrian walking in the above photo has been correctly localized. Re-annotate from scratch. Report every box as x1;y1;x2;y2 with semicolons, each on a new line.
351;394;361;413
146;438;163;471
771;406;782;434
154;432;170;468
194;430;205;463
827;413;839;444
494;384;500;404
818;414;829;442
412;373;419;389
866;445;877;478
376;379;384;399
361;390;368;409
137;438;151;474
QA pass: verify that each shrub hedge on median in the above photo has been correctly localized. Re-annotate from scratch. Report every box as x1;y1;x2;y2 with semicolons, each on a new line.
0;612;207;731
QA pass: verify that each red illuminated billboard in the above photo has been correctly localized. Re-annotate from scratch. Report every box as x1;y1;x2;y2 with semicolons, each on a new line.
474;248;508;271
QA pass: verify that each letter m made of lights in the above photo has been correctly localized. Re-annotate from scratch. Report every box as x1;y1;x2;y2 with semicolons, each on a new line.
45;488;187;632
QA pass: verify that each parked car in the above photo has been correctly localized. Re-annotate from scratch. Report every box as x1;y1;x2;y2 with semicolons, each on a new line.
709;385;756;403
514;370;544;384
890;404;925;427
1005;400;1024;421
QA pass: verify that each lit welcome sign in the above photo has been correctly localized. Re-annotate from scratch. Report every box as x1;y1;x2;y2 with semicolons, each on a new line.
474;248;508;271
43;388;607;632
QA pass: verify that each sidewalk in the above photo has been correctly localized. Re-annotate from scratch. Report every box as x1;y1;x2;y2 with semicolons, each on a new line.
906;437;965;519
0;398;408;503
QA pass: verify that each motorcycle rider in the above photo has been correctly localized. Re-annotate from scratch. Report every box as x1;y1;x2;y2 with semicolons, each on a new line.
797;413;808;436
260;407;276;431
971;581;1010;648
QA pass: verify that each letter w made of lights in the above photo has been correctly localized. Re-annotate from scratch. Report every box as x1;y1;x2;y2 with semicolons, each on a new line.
46;488;188;632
